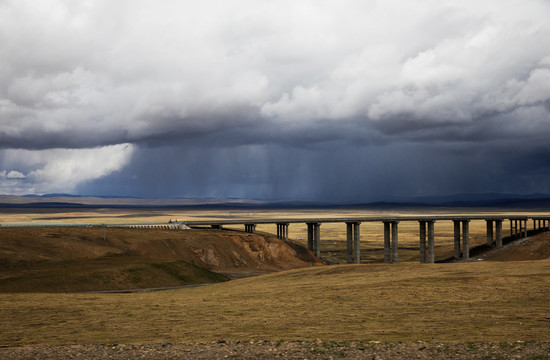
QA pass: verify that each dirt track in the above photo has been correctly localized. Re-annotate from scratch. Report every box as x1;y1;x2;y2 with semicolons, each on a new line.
2;341;549;359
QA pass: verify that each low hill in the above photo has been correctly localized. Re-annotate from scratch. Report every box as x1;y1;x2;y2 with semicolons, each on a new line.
0;227;322;292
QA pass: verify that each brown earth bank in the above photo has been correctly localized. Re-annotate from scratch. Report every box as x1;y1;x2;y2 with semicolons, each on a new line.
0;227;322;292
474;231;550;261
1;341;549;359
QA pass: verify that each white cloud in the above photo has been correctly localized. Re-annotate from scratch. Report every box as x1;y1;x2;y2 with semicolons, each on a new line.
0;144;134;194
6;170;25;179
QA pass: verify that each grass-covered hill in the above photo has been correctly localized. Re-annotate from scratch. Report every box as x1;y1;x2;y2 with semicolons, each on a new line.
0;227;321;292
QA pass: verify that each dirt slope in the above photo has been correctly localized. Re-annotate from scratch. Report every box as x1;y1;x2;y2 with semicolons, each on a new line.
475;231;550;261
0;227;322;292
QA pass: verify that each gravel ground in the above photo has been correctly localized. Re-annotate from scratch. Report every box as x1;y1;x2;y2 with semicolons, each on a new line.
1;340;549;359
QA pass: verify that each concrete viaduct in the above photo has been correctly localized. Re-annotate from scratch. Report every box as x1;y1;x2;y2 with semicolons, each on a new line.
178;215;550;264
2;215;550;264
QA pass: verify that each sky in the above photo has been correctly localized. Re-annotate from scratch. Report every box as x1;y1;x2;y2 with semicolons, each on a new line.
1;0;550;202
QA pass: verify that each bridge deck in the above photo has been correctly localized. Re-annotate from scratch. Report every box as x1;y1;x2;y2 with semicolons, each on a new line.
1;214;550;227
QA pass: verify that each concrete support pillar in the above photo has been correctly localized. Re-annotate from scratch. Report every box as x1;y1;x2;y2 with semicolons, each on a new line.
353;222;361;264
486;220;494;246
462;220;470;260
427;220;435;264
383;222;391;263
391;221;399;264
345;222;361;264
314;223;321;258
522;219;528;239
276;223;289;241
307;222;321;257
496;219;503;248
453;220;461;259
307;223;314;251
419;221;426;264
346;222;353;264
244;224;256;233
384;221;391;264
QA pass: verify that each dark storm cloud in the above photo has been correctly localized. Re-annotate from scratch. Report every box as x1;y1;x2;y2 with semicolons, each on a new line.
79;139;550;202
1;0;550;198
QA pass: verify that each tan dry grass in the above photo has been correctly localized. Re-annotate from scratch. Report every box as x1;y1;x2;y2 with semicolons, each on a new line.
3;208;549;263
1;258;549;345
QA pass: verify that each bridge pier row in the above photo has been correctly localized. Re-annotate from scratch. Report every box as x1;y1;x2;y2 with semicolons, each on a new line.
418;220;435;263
276;223;289;242
346;222;361;264
510;219;528;239
534;219;548;233
383;221;399;264
307;222;321;258
485;219;503;248
244;224;256;233
453;220;470;259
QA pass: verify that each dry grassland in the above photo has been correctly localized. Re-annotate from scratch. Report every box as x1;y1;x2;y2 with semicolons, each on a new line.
1;208;550;347
3;207;548;262
1;259;549;345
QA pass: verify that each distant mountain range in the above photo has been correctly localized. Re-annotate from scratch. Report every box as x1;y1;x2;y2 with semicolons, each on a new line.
1;193;550;209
